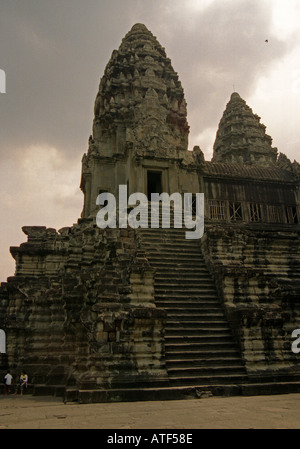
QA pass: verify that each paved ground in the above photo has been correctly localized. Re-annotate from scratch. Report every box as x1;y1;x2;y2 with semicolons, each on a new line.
0;393;299;429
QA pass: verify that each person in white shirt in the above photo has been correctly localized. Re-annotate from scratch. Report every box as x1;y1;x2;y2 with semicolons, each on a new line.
3;370;13;395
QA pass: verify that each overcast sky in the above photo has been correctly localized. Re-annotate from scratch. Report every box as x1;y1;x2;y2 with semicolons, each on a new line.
0;0;299;281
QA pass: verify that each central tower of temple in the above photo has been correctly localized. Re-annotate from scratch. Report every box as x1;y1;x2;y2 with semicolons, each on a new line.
80;23;194;218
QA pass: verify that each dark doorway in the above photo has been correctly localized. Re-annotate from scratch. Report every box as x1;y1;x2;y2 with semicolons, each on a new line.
147;171;162;201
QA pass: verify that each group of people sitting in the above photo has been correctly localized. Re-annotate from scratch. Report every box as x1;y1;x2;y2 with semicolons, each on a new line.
2;370;28;395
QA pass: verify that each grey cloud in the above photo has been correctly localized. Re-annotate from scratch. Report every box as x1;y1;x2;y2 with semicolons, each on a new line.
0;0;295;164
153;0;292;151
0;0;152;160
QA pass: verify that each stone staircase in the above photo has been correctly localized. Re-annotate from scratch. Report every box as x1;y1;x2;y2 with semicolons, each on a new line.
137;209;247;387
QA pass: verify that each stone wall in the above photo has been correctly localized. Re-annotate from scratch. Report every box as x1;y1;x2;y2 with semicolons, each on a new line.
0;219;168;389
201;224;300;377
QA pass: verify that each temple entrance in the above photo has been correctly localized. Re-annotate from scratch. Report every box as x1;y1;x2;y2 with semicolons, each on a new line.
147;171;162;201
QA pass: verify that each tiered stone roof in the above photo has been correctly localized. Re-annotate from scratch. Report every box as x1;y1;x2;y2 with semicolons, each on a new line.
212;92;278;166
91;23;189;156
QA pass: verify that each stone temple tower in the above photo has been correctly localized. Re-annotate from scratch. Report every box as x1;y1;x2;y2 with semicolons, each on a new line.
212;92;278;165
81;23;194;218
0;24;299;403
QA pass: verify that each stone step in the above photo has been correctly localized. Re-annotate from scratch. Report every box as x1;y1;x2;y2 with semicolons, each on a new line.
165;341;238;351
154;276;215;283
156;295;218;301
154;264;208;270
157;308;225;316
151;264;209;272
148;257;208;265
149;252;205;261
166;320;231;329
138;229;193;235
155;284;216;290
154;269;210;275
155;284;217;291
155;278;213;284
142;238;202;246
156;295;219;301
139;232;199;240
168;374;248;385
155;287;217;294
154;271;212;278
156;289;217;295
166;348;241;359
165;335;236;344
140;226;195;232
155;285;216;291
165;313;227;321
155;274;213;280
156;289;218;295
143;243;201;250
157;305;220;311
138;227;188;234
156;301;221;308
156;282;215;288
141;243;196;249
142;245;203;251
167;365;246;377
153;263;207;270
142;238;200;244
165;327;232;336
165;311;226;318
149;253;204;260
139;235;190;242
141;235;200;242
166;357;243;367
137;226;189;231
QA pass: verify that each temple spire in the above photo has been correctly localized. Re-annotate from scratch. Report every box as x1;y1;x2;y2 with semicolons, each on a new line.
91;23;189;157
212;92;278;166
80;23;190;218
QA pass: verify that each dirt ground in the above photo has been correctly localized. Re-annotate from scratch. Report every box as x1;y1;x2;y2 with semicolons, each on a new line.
0;392;300;429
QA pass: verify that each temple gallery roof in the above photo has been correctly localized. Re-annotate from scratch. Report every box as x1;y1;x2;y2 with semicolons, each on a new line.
204;161;297;182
